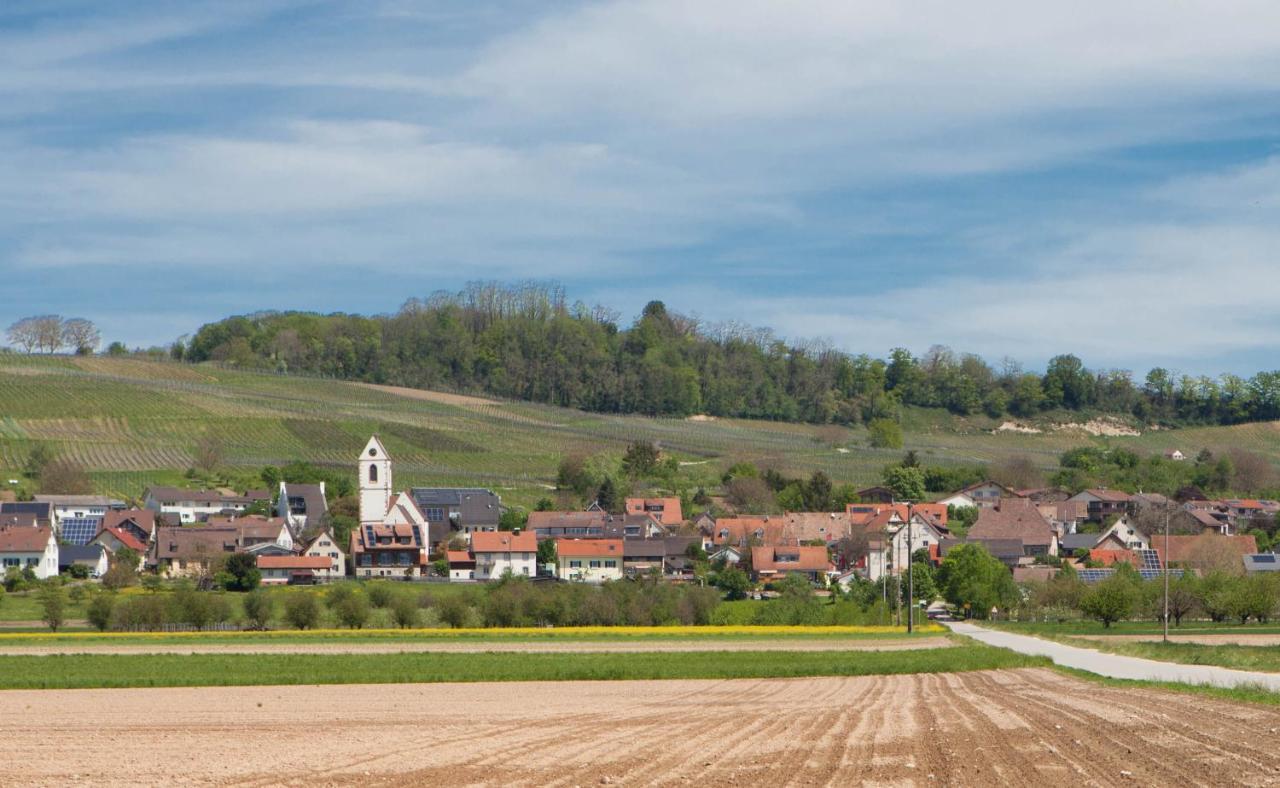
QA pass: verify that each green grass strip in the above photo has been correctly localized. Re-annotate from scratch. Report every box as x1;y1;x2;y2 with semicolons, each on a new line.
1080;640;1280;673
0;646;1044;690
1054;665;1280;708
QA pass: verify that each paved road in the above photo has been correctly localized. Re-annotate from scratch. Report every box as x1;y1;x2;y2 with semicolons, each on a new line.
946;618;1280;691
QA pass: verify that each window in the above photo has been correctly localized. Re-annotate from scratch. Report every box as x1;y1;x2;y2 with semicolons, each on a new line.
521;567;529;575
604;560;616;568
368;464;378;483
589;560;601;568
569;560;582;568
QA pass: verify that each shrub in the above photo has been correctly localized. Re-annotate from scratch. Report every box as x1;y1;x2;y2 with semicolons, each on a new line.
67;564;90;580
325;584;355;609
389;595;419;628
283;593;321;630
867;418;904;449
242;588;275;630
37;582;67;632
334;593;370;629
86;593;115;632
221;553;261;592
113;594;167;631
366;582;394;608
437;595;473;629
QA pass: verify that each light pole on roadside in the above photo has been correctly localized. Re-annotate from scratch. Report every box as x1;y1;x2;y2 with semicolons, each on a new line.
906;514;914;634
1163;503;1171;643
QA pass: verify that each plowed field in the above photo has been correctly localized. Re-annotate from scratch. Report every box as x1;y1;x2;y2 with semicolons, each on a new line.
3;668;1279;786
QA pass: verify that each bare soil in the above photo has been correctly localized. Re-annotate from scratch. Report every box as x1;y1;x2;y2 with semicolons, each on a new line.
0;636;948;656
3;668;1280;786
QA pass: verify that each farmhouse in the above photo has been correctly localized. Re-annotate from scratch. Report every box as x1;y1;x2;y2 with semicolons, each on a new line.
555;539;623;583
0;524;58;579
968;498;1058;557
471;530;537;580
300;529;346;579
148;526;238;577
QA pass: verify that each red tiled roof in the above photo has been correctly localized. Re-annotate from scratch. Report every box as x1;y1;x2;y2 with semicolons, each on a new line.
1089;549;1138;567
472;531;536;553
555;538;623;557
256;555;332;570
0;525;52;552
95;524;146;553
751;545;830;573
446;550;474;564
968;498;1054;546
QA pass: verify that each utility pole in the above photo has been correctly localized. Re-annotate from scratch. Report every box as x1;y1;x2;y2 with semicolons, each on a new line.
1163;502;1171;643
906;514;914;633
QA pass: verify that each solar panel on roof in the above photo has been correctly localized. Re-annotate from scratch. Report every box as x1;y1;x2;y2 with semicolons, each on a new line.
60;517;102;546
1078;568;1115;584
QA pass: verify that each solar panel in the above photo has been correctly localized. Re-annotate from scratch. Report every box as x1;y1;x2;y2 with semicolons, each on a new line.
1254;554;1278;564
1135;548;1162;571
1077;568;1115;584
60;517;102;546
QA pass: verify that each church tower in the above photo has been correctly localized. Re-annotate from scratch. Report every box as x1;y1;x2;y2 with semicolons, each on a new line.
359;435;392;524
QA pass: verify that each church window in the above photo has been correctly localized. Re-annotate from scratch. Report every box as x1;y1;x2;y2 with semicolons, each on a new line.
369;464;378;483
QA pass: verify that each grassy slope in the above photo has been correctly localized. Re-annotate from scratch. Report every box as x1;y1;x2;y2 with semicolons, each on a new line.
0;644;1044;689
2;354;1279;507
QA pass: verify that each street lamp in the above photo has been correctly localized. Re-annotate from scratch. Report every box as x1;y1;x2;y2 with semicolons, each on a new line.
1163;502;1171;643
906;513;914;634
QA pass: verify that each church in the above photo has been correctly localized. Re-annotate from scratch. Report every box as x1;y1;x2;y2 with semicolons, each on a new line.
349;435;429;578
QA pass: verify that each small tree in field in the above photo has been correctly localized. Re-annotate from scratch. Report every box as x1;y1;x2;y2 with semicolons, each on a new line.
334;593;370;629
1080;575;1137;628
390;595;419;628
283;593;321;630
38;582;67;632
101;548;140;591
221;553;261;592
86;593;115;632
242;589;275;630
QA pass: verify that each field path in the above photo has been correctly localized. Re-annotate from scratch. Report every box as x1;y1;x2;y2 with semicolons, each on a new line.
951;619;1280;688
0;636;948;656
2;669;1279;785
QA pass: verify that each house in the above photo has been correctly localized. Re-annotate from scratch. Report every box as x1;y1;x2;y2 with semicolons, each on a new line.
951;481;1020;509
1059;533;1103;555
1243;554;1280;574
0;524;58;579
1097;516;1150;551
1158;534;1258;572
410;487;502;536
555;539;623;583
527;511;662;541
0;513;38;529
708;545;742;566
89;523;148;571
148;526;239;577
143;486;270;524
968;498;1058;557
936;491;977;510
351;436;429;578
276;481;327;535
1164;449;1187;462
33;495;125;541
781;512;853;544
1040;500;1089;535
300;529;346;579
0;501;53;528
471;531;537;580
1067;489;1134;523
750;545;830;583
1222;499;1280;531
1012;566;1059;584
58;544;109;578
448;550;476;581
620;536;697;577
861;511;946;581
207;515;293;551
625;497;684;527
854;486;896;504
257;555;335;585
99;509;156;548
940;536;1027;568
706;516;784;549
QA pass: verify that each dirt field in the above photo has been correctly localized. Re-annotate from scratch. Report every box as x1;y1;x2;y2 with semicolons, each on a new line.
0;636;949;656
1079;633;1280;647
3;668;1280;786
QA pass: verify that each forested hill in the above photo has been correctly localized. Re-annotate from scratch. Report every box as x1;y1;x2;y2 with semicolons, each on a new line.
182;282;1280;427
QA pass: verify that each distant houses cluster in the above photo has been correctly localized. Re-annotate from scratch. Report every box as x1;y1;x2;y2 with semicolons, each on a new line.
2;435;1276;588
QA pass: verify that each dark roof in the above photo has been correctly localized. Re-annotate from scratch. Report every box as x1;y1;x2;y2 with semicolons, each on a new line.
1243;554;1280;573
409;488;501;527
1060;534;1100;551
145;487;269;504
281;483;327;517
967;538;1027;559
58;544;106;565
0;501;53;523
152;526;240;559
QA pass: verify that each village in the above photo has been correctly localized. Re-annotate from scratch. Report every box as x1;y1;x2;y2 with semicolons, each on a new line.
1;434;1273;620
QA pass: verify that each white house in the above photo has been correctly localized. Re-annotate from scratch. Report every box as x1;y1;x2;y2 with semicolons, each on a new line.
555;538;624;583
936;492;977;510
143;486;270;524
301;528;346;580
1098;516;1151;551
949;481;1018;509
471;531;537;580
276;481;328;534
58;544;109;578
863;512;944;583
33;494;124;529
0;524;58;580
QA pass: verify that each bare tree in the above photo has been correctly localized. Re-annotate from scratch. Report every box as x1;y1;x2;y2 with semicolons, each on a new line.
39;458;94;495
6;317;40;353
1228;449;1277;494
60;318;100;355
31;315;65;353
193;433;224;474
989;454;1045;491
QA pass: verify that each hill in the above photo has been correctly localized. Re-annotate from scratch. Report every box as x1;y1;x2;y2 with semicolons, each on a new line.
1;354;1278;507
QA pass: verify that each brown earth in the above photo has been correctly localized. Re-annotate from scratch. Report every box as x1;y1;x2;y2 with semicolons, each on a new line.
3;668;1280;786
1077;633;1280;646
0;636;949;656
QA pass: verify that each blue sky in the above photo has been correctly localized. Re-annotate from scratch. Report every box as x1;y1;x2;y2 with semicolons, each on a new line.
3;1;1280;375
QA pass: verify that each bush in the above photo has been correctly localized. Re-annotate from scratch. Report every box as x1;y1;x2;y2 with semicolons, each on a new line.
283;593;321;630
171;585;230;630
389;595;419;628
366;582;394;609
437;595;474;629
67;564;90;580
867;418;903;449
113;594;167;631
333;593;370;629
1080;575;1138;628
242;589;275;630
221;553;261;592
86;593;114;631
325;584;355;609
37;582;67;632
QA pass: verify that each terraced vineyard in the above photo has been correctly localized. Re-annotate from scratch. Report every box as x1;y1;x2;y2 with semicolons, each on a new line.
1;354;1277;506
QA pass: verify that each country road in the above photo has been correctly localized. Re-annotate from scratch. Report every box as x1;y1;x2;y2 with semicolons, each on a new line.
947;619;1280;691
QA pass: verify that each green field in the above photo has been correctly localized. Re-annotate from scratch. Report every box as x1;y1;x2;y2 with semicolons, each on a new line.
0;644;1043;689
3;354;1277;506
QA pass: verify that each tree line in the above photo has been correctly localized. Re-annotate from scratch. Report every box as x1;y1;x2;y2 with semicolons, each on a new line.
172;282;1280;427
5;315;100;355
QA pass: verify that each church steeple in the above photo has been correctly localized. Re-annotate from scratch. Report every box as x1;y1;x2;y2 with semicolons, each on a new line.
359;435;392;524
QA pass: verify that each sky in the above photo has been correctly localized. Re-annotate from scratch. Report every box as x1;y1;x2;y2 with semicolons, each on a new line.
2;1;1279;376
